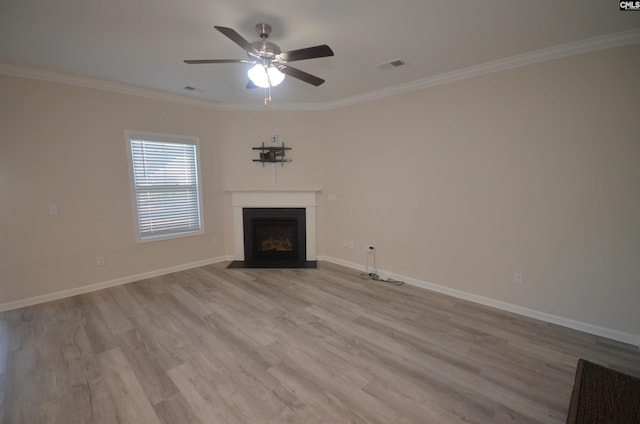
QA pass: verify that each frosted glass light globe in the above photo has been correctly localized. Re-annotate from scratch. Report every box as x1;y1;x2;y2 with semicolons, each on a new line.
247;64;285;88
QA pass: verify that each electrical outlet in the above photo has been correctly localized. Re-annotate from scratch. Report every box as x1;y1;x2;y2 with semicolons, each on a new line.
514;273;523;285
97;256;105;266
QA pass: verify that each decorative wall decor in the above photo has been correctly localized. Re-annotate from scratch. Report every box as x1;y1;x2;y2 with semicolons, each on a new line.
252;142;291;166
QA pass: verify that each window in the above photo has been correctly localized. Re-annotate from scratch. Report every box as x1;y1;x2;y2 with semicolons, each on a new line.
126;131;204;242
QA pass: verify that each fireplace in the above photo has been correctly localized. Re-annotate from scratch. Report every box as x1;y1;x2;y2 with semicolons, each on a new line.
244;208;305;262
230;207;315;268
228;190;319;268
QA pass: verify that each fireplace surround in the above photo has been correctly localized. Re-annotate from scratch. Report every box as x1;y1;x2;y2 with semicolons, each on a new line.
228;190;318;268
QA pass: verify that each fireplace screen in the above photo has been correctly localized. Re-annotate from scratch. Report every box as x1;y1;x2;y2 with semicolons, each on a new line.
243;208;306;263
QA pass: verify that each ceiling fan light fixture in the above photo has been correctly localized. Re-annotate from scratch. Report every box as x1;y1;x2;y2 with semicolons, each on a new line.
247;63;285;88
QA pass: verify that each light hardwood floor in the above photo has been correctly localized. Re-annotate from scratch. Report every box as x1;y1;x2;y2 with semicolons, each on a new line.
1;262;639;423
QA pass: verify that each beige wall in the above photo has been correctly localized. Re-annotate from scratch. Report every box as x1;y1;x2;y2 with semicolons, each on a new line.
1;43;639;338
323;44;640;336
0;76;225;304
217;110;327;257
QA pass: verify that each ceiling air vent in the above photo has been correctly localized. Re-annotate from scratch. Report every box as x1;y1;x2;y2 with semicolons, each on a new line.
183;86;205;93
377;59;405;70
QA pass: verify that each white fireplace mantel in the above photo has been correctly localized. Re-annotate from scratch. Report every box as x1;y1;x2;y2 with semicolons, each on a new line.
228;190;320;261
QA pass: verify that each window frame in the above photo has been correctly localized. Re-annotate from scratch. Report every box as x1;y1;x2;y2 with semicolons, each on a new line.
125;130;205;243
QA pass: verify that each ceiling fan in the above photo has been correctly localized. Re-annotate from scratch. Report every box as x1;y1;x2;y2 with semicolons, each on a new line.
184;23;334;105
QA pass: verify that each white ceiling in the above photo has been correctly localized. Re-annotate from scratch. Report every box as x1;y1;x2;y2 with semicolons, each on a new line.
1;0;639;107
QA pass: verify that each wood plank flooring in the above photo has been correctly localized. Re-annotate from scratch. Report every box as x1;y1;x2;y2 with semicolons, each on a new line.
1;262;639;423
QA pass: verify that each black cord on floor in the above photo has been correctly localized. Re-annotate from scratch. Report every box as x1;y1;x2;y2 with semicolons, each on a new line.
360;271;405;286
360;249;404;286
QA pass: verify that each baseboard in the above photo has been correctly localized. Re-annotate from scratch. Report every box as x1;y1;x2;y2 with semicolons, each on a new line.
0;256;232;312
3;255;638;347
317;256;640;347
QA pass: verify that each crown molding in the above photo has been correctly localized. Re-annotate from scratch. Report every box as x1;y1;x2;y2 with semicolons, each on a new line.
0;62;223;110
322;28;640;110
216;101;327;112
2;29;639;112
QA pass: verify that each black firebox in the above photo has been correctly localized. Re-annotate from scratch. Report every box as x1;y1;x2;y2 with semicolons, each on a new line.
230;208;315;268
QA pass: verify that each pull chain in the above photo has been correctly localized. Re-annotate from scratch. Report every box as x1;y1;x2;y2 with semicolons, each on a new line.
263;64;273;107
263;85;273;107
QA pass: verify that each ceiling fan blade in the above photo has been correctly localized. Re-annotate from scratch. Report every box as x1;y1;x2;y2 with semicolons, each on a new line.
184;59;249;64
214;26;255;53
277;65;325;86
279;45;334;62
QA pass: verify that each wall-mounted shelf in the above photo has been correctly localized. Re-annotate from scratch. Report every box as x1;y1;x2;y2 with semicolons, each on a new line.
252;142;292;166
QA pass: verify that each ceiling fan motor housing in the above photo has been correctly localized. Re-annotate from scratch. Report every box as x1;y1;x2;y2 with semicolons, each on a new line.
249;40;281;60
248;23;281;61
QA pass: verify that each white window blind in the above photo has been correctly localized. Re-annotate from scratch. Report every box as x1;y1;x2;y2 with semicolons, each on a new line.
128;133;203;241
